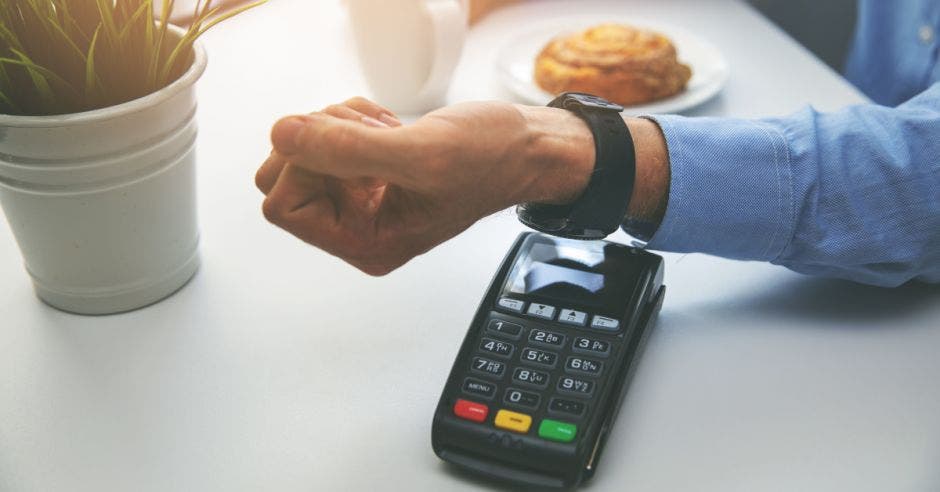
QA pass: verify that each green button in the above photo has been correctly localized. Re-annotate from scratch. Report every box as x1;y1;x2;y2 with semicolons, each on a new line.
538;419;577;443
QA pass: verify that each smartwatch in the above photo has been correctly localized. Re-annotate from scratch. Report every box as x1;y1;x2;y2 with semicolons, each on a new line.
516;92;636;240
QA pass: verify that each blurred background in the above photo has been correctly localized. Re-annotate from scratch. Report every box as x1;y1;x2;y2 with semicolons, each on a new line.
749;0;857;71
177;0;859;73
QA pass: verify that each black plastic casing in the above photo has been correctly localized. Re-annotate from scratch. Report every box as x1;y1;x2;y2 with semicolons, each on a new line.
431;232;665;488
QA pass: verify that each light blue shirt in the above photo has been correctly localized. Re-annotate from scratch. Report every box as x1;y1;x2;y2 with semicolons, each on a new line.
643;0;940;287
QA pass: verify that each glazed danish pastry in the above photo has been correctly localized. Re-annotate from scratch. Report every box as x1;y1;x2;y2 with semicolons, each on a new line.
534;23;692;106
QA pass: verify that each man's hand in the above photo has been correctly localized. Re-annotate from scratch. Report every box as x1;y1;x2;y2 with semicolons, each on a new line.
255;97;594;275
256;97;668;276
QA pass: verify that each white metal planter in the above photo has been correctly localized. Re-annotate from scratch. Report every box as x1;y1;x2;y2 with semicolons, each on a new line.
0;28;206;315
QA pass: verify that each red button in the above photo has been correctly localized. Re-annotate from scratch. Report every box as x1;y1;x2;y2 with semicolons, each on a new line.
453;399;489;423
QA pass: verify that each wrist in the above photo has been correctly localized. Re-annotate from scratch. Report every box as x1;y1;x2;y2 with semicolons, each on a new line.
624;117;669;225
514;104;595;205
513;105;669;228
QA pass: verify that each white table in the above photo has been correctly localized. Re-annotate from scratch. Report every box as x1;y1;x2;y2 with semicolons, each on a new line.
2;1;939;491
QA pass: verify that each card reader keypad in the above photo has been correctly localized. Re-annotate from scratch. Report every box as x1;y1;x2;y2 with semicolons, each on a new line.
462;378;496;399
528;329;565;347
549;398;586;417
479;338;514;358
557;376;595;396
572;337;610;357
454;306;622;445
526;303;556;320
487;319;523;339
565;356;603;376
499;297;619;334
520;347;558;368
512;367;550;388
471;356;506;379
504;388;540;409
558;309;587;326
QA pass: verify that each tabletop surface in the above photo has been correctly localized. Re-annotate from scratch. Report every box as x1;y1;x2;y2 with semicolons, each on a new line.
2;1;939;491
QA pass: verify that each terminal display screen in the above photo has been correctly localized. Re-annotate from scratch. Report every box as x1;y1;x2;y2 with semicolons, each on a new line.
503;236;642;310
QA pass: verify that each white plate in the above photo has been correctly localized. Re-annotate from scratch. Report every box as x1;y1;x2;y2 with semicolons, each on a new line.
495;18;730;114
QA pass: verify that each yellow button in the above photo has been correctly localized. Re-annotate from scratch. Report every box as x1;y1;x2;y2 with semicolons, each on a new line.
494;409;532;433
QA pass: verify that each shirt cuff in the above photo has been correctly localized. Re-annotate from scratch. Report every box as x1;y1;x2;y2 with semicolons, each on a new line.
638;114;795;261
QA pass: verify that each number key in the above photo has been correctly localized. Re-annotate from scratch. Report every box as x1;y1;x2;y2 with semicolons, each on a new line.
486;319;523;340
512;367;550;389
479;337;514;358
572;337;611;357
528;329;565;348
565;356;603;377
520;347;558;368
503;388;540;409
471;356;506;379
557;376;594;397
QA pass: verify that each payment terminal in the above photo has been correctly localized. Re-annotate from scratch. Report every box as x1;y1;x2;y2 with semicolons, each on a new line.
432;232;665;488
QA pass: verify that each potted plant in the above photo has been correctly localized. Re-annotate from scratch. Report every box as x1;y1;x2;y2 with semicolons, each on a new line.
0;0;263;314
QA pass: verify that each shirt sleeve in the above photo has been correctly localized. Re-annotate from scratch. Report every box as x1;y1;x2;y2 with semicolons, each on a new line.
639;82;940;287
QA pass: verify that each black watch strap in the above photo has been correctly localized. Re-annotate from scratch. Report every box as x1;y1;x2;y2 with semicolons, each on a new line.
516;93;636;240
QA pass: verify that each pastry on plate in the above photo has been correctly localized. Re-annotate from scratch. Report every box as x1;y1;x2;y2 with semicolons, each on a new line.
534;23;693;106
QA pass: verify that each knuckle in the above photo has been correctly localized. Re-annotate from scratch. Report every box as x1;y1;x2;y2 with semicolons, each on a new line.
261;196;286;224
358;262;394;277
255;165;276;192
345;236;393;270
345;96;370;107
346;232;412;276
322;104;344;115
347;235;378;261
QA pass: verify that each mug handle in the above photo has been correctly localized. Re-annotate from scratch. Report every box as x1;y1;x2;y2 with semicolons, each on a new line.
414;0;467;104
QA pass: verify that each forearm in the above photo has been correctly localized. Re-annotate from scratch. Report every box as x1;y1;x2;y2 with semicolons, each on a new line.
647;84;940;286
624;117;670;225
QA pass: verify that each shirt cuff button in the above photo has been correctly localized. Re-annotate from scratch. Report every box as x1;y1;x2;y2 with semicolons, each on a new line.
918;25;934;44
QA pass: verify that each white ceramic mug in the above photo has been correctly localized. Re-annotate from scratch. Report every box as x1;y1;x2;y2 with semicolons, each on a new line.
345;0;467;115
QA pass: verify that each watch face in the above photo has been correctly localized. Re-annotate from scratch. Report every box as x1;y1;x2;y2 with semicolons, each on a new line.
516;204;611;240
551;228;608;241
516;203;566;230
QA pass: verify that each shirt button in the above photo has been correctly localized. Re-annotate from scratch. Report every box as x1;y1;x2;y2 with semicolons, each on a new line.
919;24;935;44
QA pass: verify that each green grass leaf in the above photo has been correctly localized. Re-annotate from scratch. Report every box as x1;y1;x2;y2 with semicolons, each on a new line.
94;0;118;44
84;24;102;102
196;0;267;37
1;0;265;115
118;2;152;40
1;53;57;109
46;17;88;63
0;86;20;114
6;49;81;97
157;24;202;86
149;0;176;87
